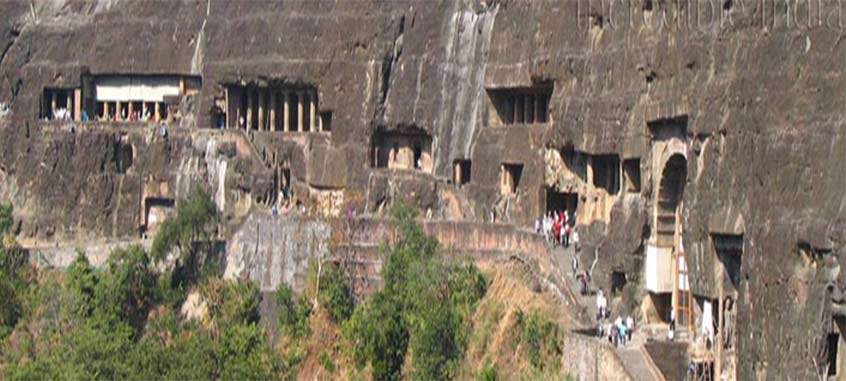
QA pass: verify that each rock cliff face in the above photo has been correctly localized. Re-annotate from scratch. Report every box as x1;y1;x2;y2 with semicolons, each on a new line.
1;0;845;378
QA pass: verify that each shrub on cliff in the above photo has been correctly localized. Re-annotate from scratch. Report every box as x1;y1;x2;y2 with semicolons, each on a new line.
317;263;354;323
151;188;219;263
516;309;563;371
276;283;312;338
343;201;487;380
0;203;12;236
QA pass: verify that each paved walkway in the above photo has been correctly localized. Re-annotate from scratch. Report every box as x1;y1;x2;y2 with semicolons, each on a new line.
549;241;664;381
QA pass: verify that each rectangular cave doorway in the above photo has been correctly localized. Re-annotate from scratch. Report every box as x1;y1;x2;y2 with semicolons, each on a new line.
611;270;628;297
828;331;841;378
278;167;292;202
646;292;674;324
545;189;578;217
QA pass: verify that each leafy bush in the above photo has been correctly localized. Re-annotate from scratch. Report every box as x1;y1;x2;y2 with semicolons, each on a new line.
0;203;12;235
201;277;261;327
344;201;487;380
150;188;219;266
320;350;336;374
516;309;562;370
344;292;409;381
318;264;354;323
276;283;311;338
95;245;158;328
478;362;498;381
2;240;290;381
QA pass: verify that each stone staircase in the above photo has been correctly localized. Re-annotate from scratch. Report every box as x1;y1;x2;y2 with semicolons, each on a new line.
616;343;664;381
550;243;668;381
551;243;596;325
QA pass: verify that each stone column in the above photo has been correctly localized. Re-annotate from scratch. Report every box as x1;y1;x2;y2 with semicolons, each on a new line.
309;91;317;132
50;91;57;119
116;101;123;121
258;90;266;131
297;91;304;132
269;91;277;131
154;102;161;122
282;92;290;132
225;87;231;128
179;78;186;95
513;95;522;124
246;89;254;130
128;101;134;120
65;93;72;115
73;89;82;121
142;102;148;120
103;102;110;121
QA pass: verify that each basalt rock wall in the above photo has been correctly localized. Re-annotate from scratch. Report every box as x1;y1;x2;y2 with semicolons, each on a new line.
1;1;845;378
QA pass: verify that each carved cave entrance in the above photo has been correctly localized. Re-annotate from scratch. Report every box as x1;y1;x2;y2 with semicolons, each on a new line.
454;159;471;187
500;163;523;196
545;189;577;217
656;154;687;247
144;197;175;234
371;127;433;173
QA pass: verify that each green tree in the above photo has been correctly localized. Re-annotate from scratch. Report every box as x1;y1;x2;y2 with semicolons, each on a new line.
318;264;354;323
95;245;158;330
276;284;311;338
344;202;487;380
150;188;219;274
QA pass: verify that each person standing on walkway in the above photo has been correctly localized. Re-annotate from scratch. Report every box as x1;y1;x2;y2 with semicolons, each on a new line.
596;290;607;318
625;315;634;342
668;310;676;341
572;251;579;277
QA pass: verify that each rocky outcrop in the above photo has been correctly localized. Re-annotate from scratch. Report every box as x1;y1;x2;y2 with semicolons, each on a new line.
224;213;331;292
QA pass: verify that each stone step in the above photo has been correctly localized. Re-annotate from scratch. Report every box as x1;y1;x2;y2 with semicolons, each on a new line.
616;345;663;381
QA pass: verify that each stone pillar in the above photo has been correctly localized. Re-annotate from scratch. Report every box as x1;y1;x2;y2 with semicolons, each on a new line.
258;90;266;131
154;102;161;122
116;101;123;121
513;95;522;124
50;91;57;119
103;102;110;121
269;91;277;131
297;91;304;132
73;89;82;121
142;102;148;120
128;101;134;120
309;91;317;132
454;162;462;185
179;78;186;95
225;87;231;129
282;92;290;132
246;89;254;130
65;92;72;114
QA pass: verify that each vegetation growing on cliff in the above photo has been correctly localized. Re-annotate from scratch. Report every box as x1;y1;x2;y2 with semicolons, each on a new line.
342;202;488;380
0;196;290;380
0;197;571;380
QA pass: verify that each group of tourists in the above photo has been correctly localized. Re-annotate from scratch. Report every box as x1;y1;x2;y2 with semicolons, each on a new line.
50;108;72;121
535;209;576;248
595;306;635;347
